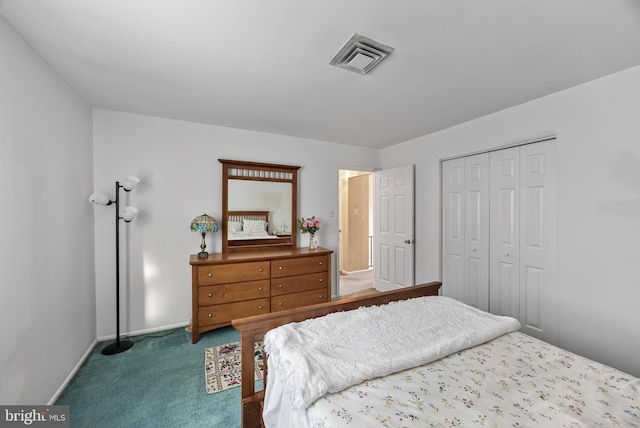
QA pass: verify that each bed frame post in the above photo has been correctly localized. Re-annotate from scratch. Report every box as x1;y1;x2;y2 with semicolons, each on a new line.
239;329;265;427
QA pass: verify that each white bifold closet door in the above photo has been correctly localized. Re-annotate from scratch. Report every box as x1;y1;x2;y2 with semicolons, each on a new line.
442;140;557;344
489;147;521;319
441;154;490;311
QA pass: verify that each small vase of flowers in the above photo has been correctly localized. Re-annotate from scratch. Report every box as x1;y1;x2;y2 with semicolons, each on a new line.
298;216;320;249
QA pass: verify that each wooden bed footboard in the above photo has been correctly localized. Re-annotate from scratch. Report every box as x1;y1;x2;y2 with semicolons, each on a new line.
231;281;442;428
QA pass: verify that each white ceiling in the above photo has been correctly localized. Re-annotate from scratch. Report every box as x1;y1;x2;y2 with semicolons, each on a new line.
2;1;640;149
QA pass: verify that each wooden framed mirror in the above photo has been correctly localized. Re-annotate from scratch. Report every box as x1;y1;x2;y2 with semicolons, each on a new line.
219;159;300;252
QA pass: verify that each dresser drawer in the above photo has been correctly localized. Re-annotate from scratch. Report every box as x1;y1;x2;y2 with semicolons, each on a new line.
271;289;328;312
198;261;270;285
271;255;328;278
198;298;270;326
198;280;270;306
271;273;327;296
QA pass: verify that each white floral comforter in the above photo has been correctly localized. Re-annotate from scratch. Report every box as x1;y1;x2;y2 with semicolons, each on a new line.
307;331;640;427
264;296;521;410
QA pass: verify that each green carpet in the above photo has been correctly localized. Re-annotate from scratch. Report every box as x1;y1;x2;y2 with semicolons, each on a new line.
56;326;257;428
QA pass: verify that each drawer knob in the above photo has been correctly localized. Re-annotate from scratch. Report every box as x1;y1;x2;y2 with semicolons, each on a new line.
208;293;213;297
318;295;324;299
278;266;283;270
208;273;213;277
278;284;283;288
318;262;323;265
208;313;212;318
278;302;283;306
258;268;263;272
258;305;263;309
318;279;323;282
258;287;263;291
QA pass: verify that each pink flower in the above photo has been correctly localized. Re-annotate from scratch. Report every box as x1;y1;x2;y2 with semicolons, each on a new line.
298;215;320;234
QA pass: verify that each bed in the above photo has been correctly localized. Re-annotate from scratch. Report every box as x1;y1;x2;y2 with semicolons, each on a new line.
227;211;291;249
232;282;640;427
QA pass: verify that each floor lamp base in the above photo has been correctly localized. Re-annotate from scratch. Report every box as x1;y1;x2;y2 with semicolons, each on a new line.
101;339;134;355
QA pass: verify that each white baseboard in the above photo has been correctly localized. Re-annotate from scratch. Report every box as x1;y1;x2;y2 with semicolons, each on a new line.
48;338;97;405
96;321;190;342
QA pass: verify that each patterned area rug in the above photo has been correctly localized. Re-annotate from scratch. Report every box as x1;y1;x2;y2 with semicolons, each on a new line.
205;340;264;394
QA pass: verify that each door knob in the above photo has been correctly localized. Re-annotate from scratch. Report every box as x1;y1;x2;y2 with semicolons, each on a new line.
404;239;413;244
504;252;509;257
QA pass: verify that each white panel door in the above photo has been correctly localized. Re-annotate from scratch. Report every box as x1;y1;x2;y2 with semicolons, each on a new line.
374;165;415;291
442;158;465;301
442;140;557;345
463;154;490;311
518;140;557;343
489;147;521;318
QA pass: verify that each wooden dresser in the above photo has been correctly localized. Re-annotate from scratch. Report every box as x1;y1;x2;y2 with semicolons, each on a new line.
189;247;333;343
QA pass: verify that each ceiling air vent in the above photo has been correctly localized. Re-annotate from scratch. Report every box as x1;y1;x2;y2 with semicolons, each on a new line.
329;33;395;75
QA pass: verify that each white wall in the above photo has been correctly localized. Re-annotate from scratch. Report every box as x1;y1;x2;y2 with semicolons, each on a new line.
92;109;380;338
382;65;640;377
0;16;95;404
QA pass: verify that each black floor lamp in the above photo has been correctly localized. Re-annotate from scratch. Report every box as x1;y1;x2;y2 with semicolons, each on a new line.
89;176;140;355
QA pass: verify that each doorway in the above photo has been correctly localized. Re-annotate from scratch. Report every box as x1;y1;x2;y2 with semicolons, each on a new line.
338;169;374;296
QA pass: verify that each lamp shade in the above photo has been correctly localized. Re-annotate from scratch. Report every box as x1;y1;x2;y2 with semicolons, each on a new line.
89;192;112;205
190;214;218;233
122;206;138;222
122;176;140;191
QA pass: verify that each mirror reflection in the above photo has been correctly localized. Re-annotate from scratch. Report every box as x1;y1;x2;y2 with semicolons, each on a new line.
228;180;292;239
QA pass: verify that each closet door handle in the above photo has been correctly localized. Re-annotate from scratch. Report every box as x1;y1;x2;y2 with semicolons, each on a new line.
504;252;510;257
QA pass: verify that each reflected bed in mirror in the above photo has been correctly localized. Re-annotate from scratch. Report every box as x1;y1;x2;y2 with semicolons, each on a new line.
227;210;292;248
220;159;300;252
